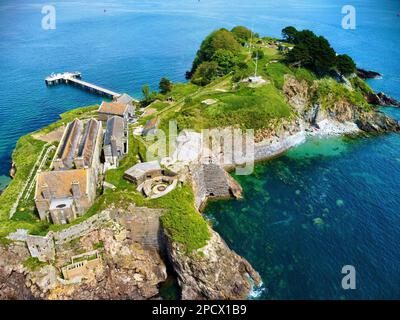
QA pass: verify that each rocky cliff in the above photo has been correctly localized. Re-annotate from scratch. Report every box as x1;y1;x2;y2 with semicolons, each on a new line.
1;220;167;300
1;207;261;301
0;243;33;299
282;74;400;133
165;227;261;300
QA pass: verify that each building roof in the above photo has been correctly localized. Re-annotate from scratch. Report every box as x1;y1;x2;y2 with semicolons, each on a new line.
115;93;134;105
77;119;101;166
104;116;125;146
36;169;88;200
124;161;161;180
55;119;83;169
143;117;159;135
98;102;128;116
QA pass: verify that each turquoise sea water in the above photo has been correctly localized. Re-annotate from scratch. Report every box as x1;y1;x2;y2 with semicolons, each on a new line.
206;127;400;299
0;0;399;299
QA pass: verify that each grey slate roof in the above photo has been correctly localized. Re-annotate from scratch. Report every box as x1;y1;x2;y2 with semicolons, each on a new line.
115;93;134;105
104;116;125;146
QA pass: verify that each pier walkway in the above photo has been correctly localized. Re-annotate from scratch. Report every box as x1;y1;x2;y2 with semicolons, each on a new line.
45;72;120;99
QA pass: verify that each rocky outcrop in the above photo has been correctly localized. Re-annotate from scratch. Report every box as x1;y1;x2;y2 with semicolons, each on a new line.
0;216;168;300
282;75;400;134
9;161;16;179
283;74;310;114
44;225;167;300
165;227;261;300
356;68;382;79
355;110;400;132
367;92;400;107
0;243;32;300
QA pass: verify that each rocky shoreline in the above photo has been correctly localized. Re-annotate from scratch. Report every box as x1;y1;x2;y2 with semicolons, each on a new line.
356;68;382;80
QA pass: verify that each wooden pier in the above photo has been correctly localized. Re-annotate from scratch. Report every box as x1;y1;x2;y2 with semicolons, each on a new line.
45;72;120;99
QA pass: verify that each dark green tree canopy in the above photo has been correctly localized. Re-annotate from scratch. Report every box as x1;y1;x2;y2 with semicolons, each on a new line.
336;54;356;76
159;77;172;94
231;26;253;45
282;26;298;43
252;49;264;60
191;61;219;86
211;49;237;75
190;28;241;76
284;27;341;75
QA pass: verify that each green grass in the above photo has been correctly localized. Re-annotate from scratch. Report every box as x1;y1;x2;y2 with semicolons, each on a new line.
92;241;104;250
169;82;199;101
263;62;293;89
313;78;372;111
350;76;374;96
147;101;169;111
159;81;293;132
157;184;210;253
23;257;48;271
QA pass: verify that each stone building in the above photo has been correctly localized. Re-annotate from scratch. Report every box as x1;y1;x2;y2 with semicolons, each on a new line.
52;118;103;174
35;118;102;225
34;168;96;224
61;250;101;280
124;161;162;185
114;93;135;105
52;119;83;170
142;117;159;136
191;161;242;210
26;234;55;262
97;101;134;122
103;116;128;169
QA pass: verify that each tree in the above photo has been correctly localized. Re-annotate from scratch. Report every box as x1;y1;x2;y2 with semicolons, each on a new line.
336;54;356;76
142;84;150;100
285;29;336;75
232;62;250;82
231;26;253;45
252;49;264;60
190;28;241;76
211;49;236;75
159;77;172;94
191;61;219;86
281;26;298;43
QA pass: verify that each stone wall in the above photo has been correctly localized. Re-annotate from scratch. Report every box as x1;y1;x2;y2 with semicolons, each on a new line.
11;207;165;262
191;162;237;211
53;211;111;245
110;206;164;249
26;234;55;262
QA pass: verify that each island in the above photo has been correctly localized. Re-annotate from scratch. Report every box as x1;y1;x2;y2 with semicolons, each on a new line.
0;26;399;300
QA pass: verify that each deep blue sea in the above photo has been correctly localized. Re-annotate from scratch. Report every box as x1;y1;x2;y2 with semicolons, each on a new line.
0;0;399;299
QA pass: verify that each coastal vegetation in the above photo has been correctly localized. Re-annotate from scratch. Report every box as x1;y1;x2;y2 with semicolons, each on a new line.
0;25;380;255
282;26;357;76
